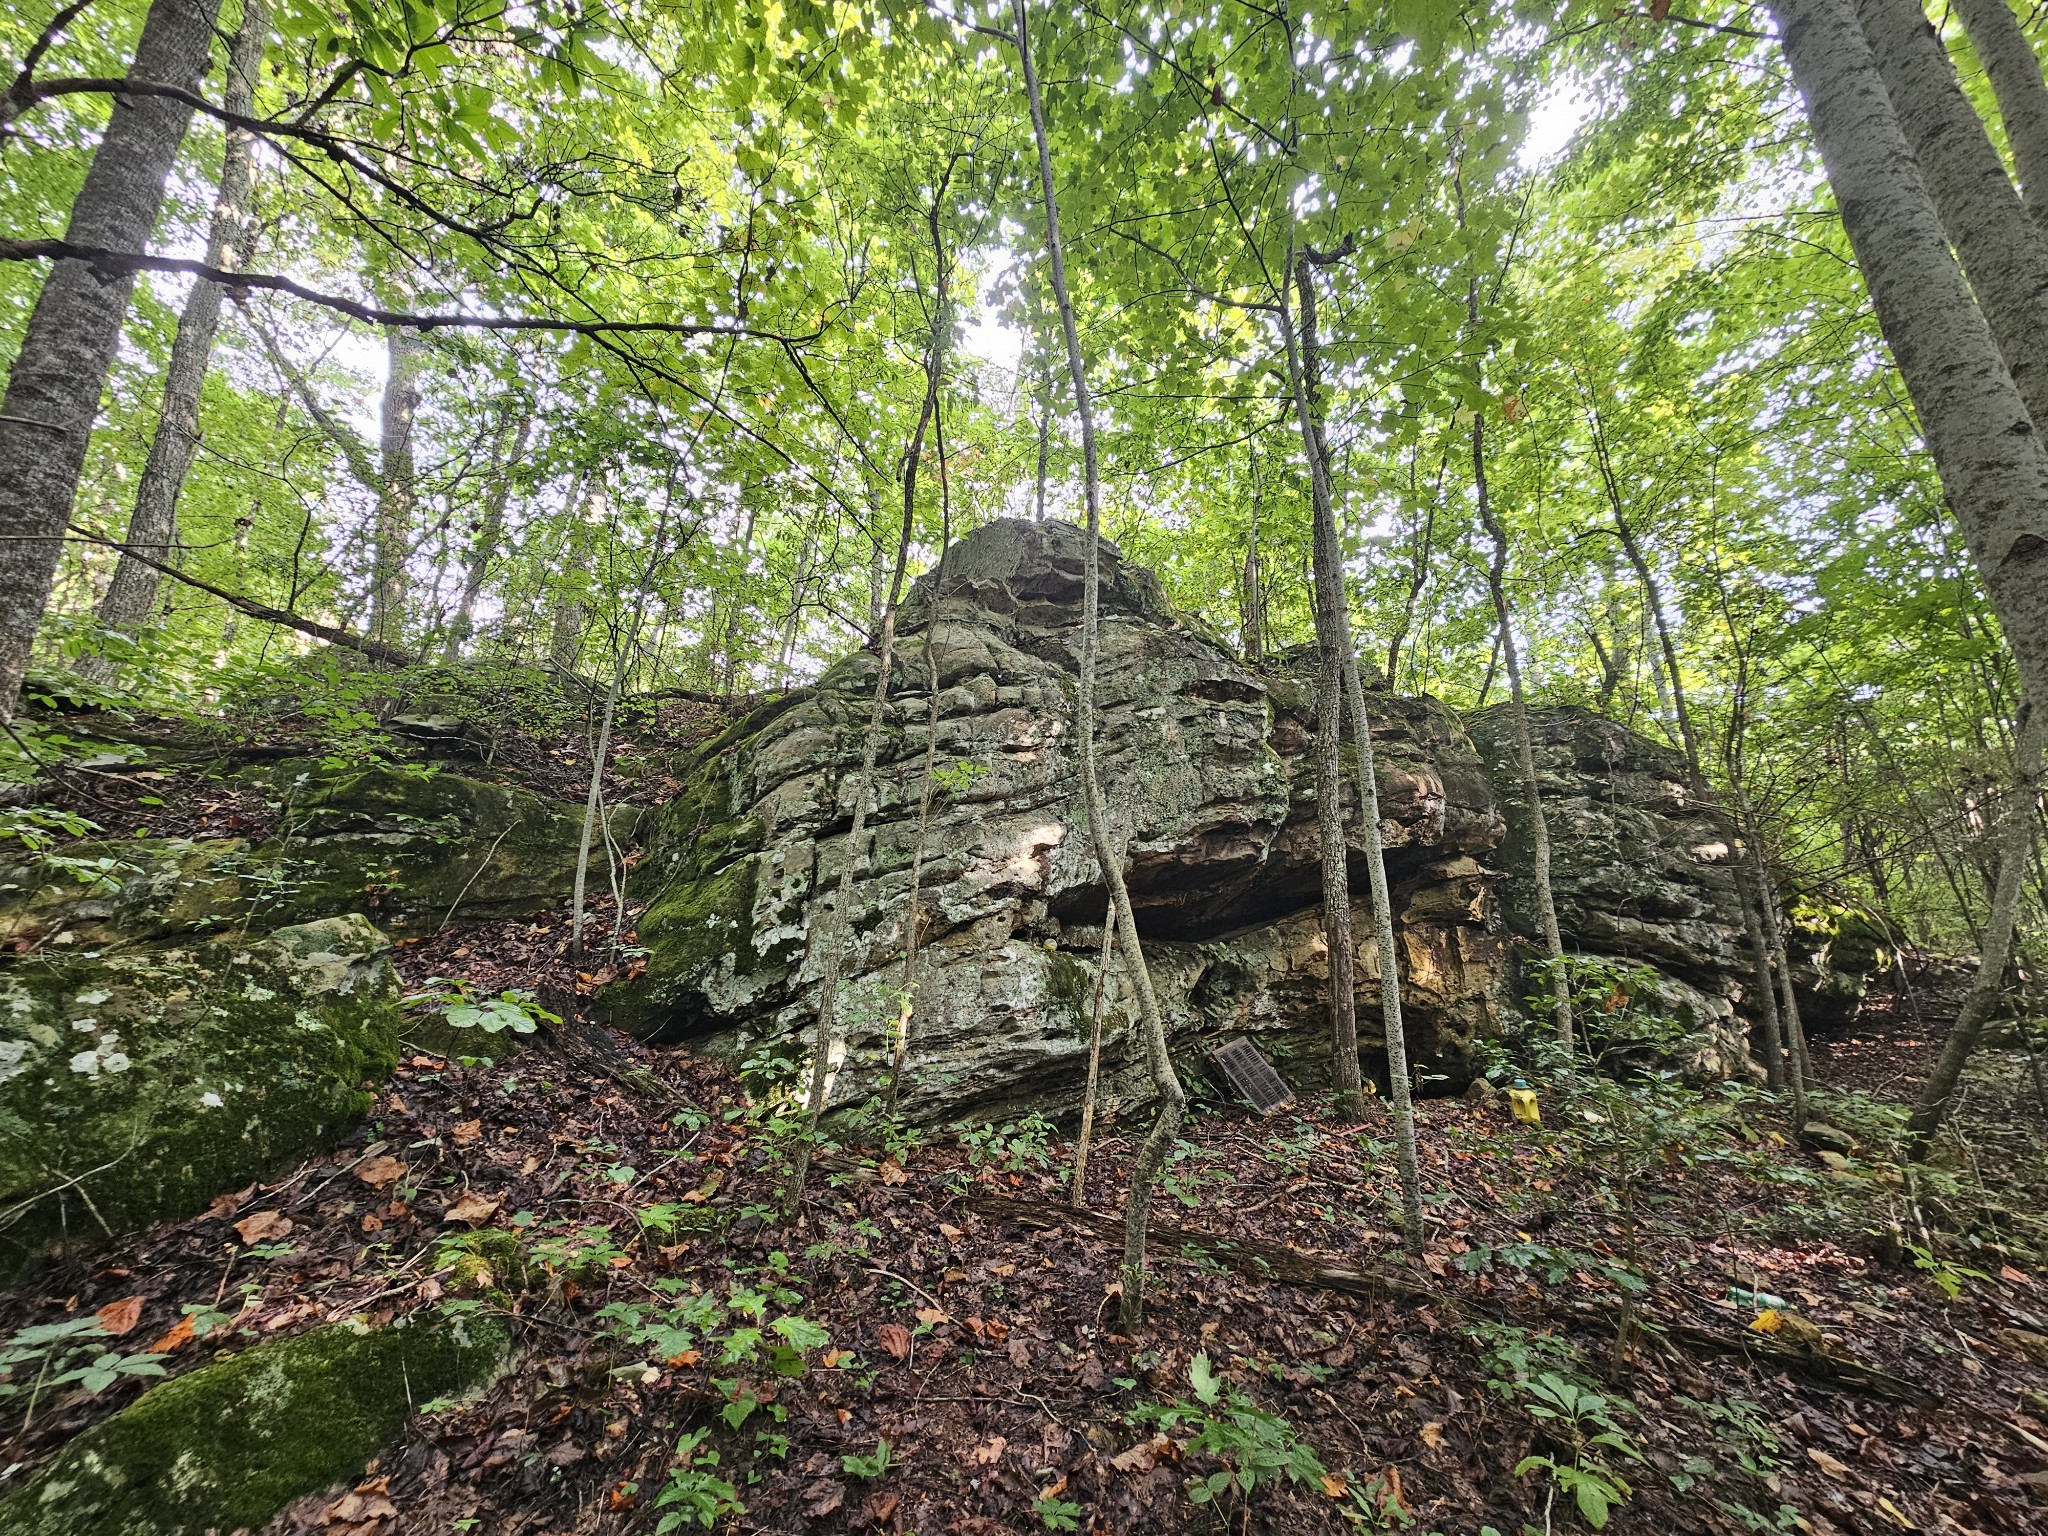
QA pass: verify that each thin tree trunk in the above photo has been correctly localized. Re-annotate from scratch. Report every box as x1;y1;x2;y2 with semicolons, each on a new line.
1071;885;1120;1211
86;0;266;679
570;473;683;961
1770;0;2048;729
1240;460;1266;666
1950;0;2048;222
1738;864;1788;1089
443;410;531;662
369;326;422;649
0;0;225;718
1859;0;2048;433
1034;360;1052;521
550;471;597;675
1286;253;1425;1257
1289;265;1364;1122
1474;411;1574;1048
1015;0;1185;1331
1907;701;2044;1150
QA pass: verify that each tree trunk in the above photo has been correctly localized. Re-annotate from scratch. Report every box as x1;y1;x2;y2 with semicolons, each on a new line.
442;410;532;661
1015;0;1185;1331
550;472;597;675
0;0;226;718
1312;602;1362;1111
369;326;423;649
1770;0;2048;728
1950;0;2048;222
1907;701;2045;1150
1737;864;1789;1089
1859;0;2048;434
1286;253;1425;1257
1070;848;1123;1210
1474;411;1574;1047
85;0;266;679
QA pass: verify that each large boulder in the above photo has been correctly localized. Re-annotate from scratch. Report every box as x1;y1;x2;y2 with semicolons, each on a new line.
1464;706;1756;1078
0;761;636;951
0;1310;510;1536
609;519;1752;1121
0;914;400;1269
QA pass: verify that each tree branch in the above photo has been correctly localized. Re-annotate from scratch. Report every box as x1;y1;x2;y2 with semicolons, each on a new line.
0;240;822;341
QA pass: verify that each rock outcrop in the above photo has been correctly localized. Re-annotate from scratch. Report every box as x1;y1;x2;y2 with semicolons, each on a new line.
0;1309;509;1535
610;519;1758;1122
0;915;400;1269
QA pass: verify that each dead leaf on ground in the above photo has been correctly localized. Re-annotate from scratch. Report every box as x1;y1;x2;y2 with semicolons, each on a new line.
802;1478;845;1518
877;1323;912;1360
233;1209;293;1244
1110;1434;1177;1473
442;1191;501;1226
203;1184;255;1221
95;1296;144;1336
914;1306;950;1327
355;1155;407;1190
450;1118;483;1146
147;1314;196;1353
938;1222;964;1242
1321;1472;1349;1498
1808;1446;1852;1479
858;1490;900;1527
1418;1421;1444;1450
971;1435;1007;1465
878;1158;907;1186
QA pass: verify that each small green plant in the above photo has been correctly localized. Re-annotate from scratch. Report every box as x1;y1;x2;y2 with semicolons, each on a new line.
653;1428;744;1531
405;978;560;1035
956;1113;1057;1175
1035;1490;1084;1530
1131;1352;1326;1514
1510;1372;1643;1530
0;1317;168;1424
841;1438;893;1480
930;758;989;795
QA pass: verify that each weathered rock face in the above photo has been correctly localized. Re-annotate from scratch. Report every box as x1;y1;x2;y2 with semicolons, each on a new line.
1466;706;1755;1078
612;519;1758;1122
0;915;400;1268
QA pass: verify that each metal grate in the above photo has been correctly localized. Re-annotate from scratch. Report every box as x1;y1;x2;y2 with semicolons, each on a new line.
1209;1037;1295;1115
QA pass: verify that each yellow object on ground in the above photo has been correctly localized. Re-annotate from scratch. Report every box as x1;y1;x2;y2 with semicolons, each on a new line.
1507;1086;1541;1125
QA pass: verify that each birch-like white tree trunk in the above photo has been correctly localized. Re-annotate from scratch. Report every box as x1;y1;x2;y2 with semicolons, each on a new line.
442;410;532;661
88;0;267;676
0;0;225;717
1950;0;2048;221
1770;0;2048;727
1859;0;2048;432
369;327;423;649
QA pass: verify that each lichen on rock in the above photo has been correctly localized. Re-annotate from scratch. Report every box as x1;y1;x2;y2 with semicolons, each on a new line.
0;1309;510;1536
0;914;401;1269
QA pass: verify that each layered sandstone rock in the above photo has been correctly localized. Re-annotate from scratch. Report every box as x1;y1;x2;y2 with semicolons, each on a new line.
612;519;1758;1121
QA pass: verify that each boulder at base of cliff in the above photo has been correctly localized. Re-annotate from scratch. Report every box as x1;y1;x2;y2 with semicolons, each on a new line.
0;914;400;1269
0;1310;510;1536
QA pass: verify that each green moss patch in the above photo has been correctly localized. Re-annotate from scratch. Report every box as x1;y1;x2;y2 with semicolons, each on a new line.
0;1310;510;1536
0;915;401;1269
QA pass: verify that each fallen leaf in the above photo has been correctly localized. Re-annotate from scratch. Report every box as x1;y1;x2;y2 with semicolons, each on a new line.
1007;1336;1031;1369
971;1435;1007;1466
859;1490;900;1527
450;1119;483;1146
1110;1434;1177;1473
234;1209;293;1245
938;1222;965;1242
802;1478;845;1518
442;1192;500;1226
355;1155;406;1190
914;1306;951;1327
1418;1421;1444;1450
1321;1472;1350;1498
665;1349;701;1367
877;1323;912;1360
984;1318;1011;1341
1808;1447;1852;1479
95;1296;144;1336
878;1159;907;1186
148;1314;196;1353
203;1184;254;1221
2001;1264;2033;1286
385;1094;409;1115
1751;1307;1783;1335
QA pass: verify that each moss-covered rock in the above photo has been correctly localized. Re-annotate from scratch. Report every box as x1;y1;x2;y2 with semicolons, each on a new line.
0;1310;510;1536
0;915;400;1268
246;760;639;937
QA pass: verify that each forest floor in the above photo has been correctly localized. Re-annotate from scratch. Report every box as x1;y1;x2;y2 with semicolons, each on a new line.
4;895;2048;1536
